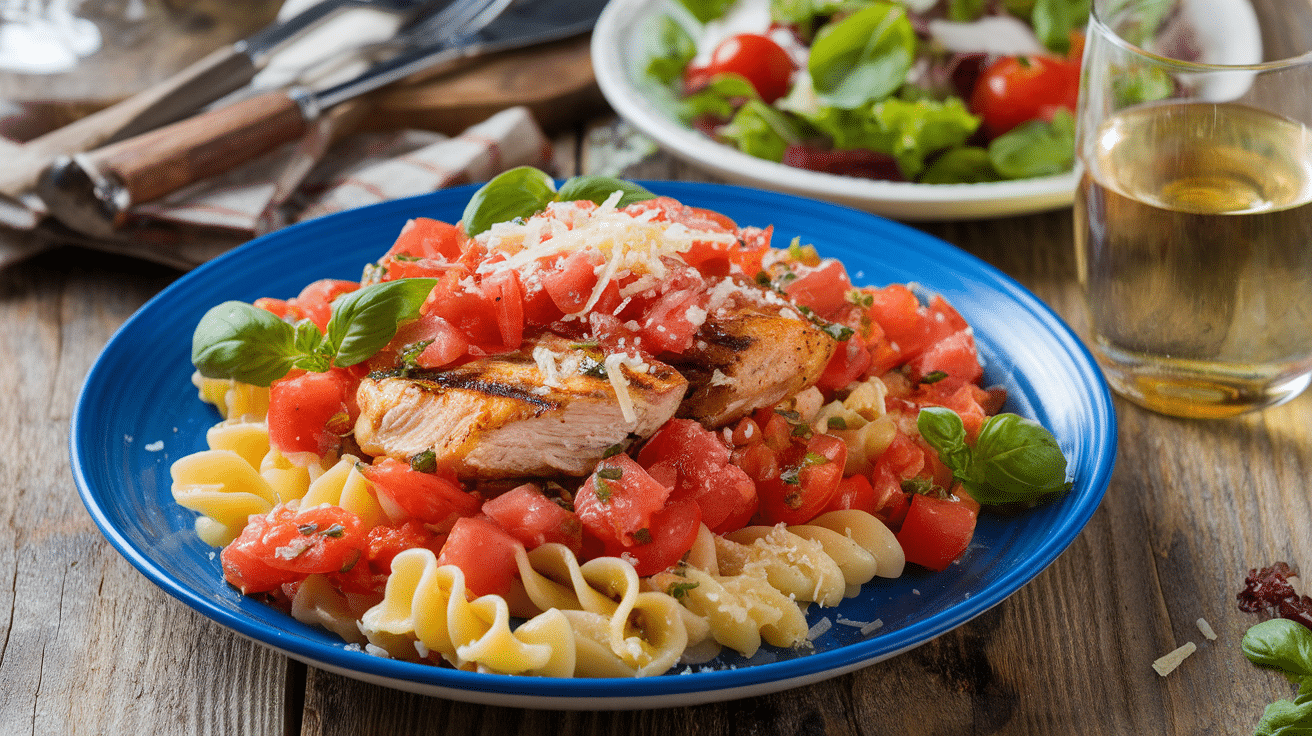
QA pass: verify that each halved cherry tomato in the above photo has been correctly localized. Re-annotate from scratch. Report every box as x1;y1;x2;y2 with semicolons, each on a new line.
896;493;978;571
684;33;795;104
970;54;1081;138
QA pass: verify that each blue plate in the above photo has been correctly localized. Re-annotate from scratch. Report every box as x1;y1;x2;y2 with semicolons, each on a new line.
70;182;1115;709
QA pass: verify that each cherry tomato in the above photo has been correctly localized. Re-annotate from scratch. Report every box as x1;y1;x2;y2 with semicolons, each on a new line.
684;33;794;104
970;55;1081;138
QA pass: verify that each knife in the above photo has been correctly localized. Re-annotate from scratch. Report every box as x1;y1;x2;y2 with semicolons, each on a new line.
38;0;606;239
0;0;452;202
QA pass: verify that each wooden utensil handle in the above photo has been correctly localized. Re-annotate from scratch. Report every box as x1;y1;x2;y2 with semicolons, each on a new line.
92;89;314;205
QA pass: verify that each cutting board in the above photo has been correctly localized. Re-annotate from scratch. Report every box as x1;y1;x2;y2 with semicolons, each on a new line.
366;34;610;136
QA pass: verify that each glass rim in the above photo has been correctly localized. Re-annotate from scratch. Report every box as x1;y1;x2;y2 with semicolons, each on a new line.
1090;1;1312;73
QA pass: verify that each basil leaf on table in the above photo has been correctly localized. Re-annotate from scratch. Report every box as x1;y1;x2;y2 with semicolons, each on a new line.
807;3;916;109
1243;619;1312;735
327;279;438;367
917;407;1071;505
192;301;301;387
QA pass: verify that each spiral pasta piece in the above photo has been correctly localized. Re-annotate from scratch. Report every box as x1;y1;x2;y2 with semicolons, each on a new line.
300;455;392;529
290;573;369;645
650;565;808;658
192;372;270;421
171;450;280;547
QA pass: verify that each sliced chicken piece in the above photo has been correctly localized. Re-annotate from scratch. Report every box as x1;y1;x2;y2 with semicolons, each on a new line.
354;336;688;479
670;305;838;428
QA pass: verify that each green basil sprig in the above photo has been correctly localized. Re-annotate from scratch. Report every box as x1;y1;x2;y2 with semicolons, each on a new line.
1242;619;1312;734
917;407;1072;505
461;167;657;236
191;278;436;386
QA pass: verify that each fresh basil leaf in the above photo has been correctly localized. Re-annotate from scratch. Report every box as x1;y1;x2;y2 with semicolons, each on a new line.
965;413;1071;504
556;176;656;208
674;0;735;23
719;98;801;162
326;278;437;367
1255;696;1312;736
645;14;696;84
921;146;1002;184
1244;619;1312;680
916;407;972;473
808;3;916;109
461;166;557;236
191;301;301;387
987;109;1075;179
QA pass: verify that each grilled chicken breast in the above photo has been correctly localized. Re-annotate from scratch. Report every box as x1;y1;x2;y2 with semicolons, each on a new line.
670;305;838;428
354;336;688;479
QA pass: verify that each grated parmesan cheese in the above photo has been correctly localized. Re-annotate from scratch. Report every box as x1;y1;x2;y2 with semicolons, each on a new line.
807;617;833;641
1152;642;1197;676
1196;618;1217;641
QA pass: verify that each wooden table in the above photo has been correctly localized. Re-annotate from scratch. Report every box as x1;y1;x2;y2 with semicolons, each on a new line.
2;115;1307;735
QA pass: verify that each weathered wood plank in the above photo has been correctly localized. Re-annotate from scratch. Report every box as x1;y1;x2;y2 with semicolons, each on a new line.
0;249;289;736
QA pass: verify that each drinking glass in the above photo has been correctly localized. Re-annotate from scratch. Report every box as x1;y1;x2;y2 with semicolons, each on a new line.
1075;0;1312;418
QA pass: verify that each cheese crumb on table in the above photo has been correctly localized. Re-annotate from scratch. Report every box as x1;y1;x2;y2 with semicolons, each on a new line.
1152;642;1197;676
1195;617;1217;641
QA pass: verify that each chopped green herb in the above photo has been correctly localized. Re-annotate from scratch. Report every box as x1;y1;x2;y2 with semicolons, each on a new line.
803;451;828;465
602;443;626;458
633;528;653;545
667;580;699;600
392;253;422;262
596;466;624;481
921;370;949;384
775;408;803;422
791;422;813;438
570;340;600;349
320;524;346;538
594;478;613;503
410;449;437;473
581;356;608;378
827;416;848;430
780;467;801;485
821;323;856;342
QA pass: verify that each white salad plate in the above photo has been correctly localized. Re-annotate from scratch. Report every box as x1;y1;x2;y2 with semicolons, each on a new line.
591;0;1079;221
71;182;1115;710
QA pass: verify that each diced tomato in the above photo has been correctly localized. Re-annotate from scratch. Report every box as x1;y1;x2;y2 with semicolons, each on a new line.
867;463;911;530
867;284;933;360
908;329;983;394
641;287;707;355
253;297;298;320
364;521;448;571
636;419;758;534
824;473;878;514
267;368;359;456
386;217;463;261
817;335;873;391
481;268;525;351
574;454;673;549
481;483;583;554
913;383;991;442
783;259;852;319
292;279;359;332
437;516;524;597
755;433;847;526
896;494;978;571
541;250;601;314
360;458;481;527
425;271;504;353
875;432;926;480
379;311;468;370
612;499;702;576
221;505;366;594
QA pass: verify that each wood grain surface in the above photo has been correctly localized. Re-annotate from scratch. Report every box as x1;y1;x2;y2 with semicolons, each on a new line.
0;116;1307;736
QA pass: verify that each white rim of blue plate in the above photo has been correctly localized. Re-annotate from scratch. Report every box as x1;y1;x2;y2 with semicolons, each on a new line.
70;181;1115;710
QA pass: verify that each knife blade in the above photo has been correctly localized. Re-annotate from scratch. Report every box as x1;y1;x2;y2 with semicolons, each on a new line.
0;0;452;203
37;0;605;239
